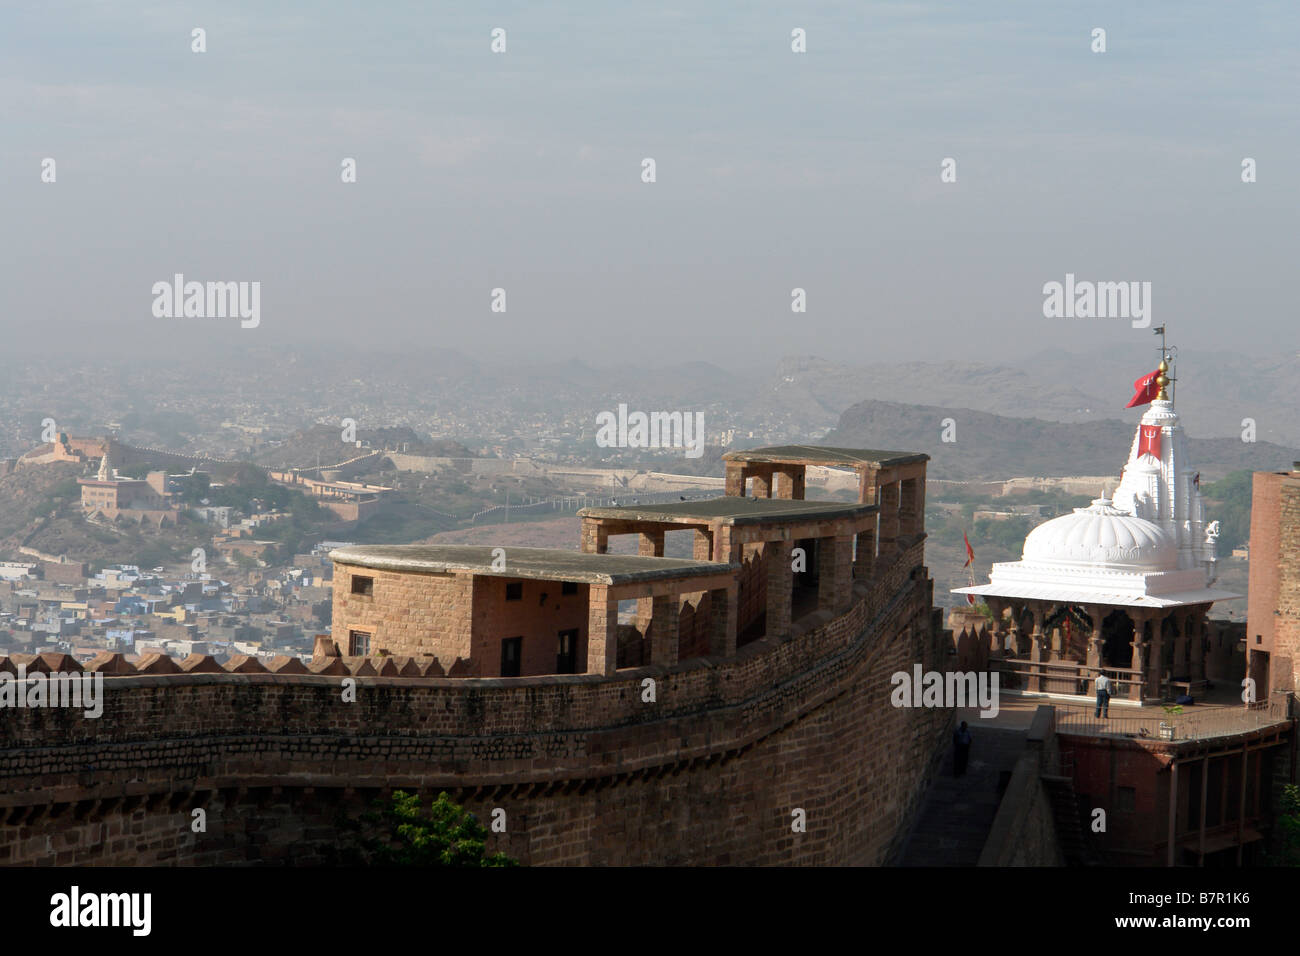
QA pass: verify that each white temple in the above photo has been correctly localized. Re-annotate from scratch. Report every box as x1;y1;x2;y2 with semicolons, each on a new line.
954;360;1240;701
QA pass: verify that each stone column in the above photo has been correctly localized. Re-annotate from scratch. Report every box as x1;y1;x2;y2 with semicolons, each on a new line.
854;525;876;581
878;481;901;559
635;531;665;634
649;594;679;666
1128;610;1149;701
751;468;773;499
1150;611;1168;699
708;584;738;657
1028;603;1046;692
586;585;618;675
817;534;853;614
985;596;1007;658
693;528;714;561
724;463;746;497
1190;609;1207;681
1086;605;1105;672
899;476;921;538
775;468;806;500
857;464;879;507
1008;602;1024;657
765;539;793;639
580;519;608;554
1172;609;1188;681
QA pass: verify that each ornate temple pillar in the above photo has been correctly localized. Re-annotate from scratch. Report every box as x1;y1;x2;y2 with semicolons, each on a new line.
1028;602;1047;692
1127;610;1150;701
1008;602;1025;657
985;596;1008;658
1150;611;1167;699
1085;604;1105;672
1171;608;1189;681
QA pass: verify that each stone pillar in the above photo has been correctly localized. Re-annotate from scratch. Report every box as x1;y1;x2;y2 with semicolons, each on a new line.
709;584;738;657
1128;611;1149;701
1150;612;1167;699
1008;603;1024;657
1172;610;1188;681
817;534;853;614
984;596;1004;657
636;531;666;632
772;467;805;500
854;525;876;581
580;519;608;555
1190;610;1206;681
693;528;714;561
1029;603;1046;692
765;539;793;639
751;470;772;499
857;464;879;507
649;594;679;666
638;530;664;557
724;463;746;497
1086;605;1105;672
586;585;618;675
899;476;921;537
878;481;901;558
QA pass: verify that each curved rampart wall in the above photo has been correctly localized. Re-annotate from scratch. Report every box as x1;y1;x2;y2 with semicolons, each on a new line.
0;539;948;866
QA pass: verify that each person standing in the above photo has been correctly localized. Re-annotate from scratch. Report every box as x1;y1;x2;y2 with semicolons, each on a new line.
1095;671;1111;719
953;721;972;777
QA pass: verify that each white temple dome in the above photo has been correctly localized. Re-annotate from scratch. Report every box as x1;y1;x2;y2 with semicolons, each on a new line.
1021;497;1176;571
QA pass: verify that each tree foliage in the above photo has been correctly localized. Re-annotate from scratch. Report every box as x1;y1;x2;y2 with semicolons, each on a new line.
344;789;518;867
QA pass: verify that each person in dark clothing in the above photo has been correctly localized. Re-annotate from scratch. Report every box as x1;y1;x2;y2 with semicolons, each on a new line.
953;721;972;777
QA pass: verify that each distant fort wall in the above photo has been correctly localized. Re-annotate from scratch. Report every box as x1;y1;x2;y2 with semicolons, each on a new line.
0;538;947;866
18;436;246;477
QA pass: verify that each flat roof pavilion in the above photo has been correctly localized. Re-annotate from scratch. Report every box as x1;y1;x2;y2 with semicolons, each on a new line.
330;544;733;585
578;496;877;525
722;445;929;469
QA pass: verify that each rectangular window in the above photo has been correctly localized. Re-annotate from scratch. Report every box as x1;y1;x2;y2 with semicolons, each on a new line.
505;582;523;601
556;629;578;674
501;637;522;677
349;630;371;655
561;581;578;596
1117;786;1136;812
351;575;374;596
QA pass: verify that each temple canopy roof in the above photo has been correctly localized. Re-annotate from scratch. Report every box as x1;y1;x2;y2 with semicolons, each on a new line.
954;364;1241;611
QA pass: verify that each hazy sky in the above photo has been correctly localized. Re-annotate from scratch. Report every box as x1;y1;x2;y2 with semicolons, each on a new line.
4;1;1297;367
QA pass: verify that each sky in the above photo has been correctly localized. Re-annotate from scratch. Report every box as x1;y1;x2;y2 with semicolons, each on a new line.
3;0;1298;368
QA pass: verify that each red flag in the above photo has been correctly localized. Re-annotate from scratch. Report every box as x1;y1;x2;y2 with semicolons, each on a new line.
1125;369;1161;408
1138;424;1162;460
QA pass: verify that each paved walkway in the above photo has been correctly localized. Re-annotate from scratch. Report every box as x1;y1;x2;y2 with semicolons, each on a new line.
897;725;1028;866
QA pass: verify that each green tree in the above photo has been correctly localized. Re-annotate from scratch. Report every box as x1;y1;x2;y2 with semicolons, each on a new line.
1274;784;1300;866
350;790;517;867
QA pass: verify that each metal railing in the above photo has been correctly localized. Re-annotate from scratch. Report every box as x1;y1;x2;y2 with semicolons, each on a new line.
995;658;1143;699
1055;698;1291;742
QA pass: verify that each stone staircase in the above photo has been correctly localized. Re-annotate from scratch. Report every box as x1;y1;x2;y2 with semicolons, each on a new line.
1041;773;1102;865
897;726;1028;866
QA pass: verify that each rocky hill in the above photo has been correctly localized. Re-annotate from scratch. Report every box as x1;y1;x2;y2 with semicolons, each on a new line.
828;399;1298;481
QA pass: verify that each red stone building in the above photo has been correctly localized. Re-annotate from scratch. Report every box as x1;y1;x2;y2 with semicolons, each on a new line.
1246;463;1300;696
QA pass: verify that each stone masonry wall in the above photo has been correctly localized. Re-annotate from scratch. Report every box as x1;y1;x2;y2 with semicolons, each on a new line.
0;539;948;866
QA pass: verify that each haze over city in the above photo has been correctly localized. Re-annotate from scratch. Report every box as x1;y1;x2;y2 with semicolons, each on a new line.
4;0;1298;365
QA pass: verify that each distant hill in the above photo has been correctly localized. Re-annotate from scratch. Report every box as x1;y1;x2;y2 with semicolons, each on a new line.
755;348;1300;447
827;399;1299;481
